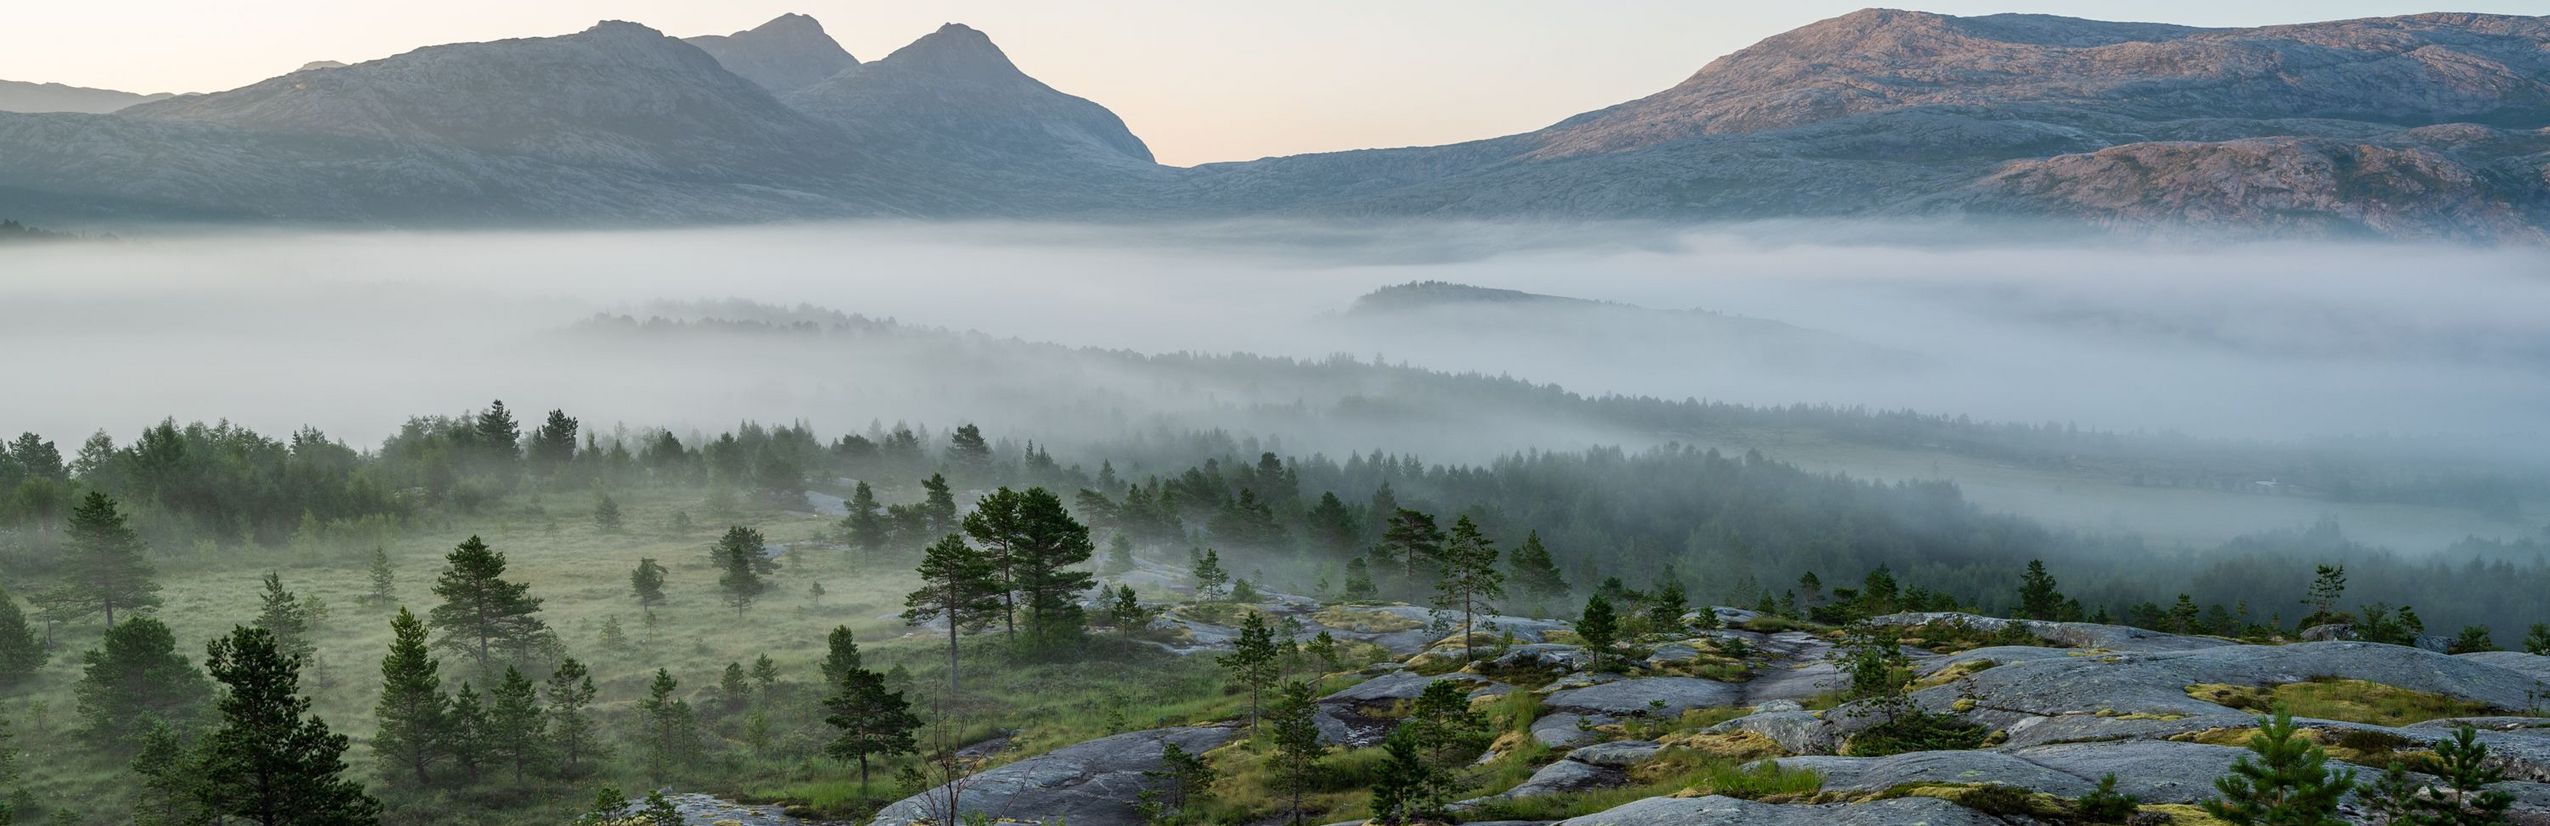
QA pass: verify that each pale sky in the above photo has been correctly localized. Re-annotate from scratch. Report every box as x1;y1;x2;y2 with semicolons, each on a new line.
5;2;2541;166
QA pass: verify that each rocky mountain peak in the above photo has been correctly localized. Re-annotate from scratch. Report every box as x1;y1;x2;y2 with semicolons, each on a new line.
683;13;859;95
883;23;1027;82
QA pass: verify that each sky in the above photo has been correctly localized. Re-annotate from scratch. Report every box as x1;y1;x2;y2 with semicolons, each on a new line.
6;1;2543;166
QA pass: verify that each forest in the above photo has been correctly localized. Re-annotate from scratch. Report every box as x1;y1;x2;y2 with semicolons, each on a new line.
1;401;2545;823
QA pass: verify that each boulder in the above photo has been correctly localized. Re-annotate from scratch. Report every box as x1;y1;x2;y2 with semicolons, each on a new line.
1531;712;1602;749
1872;611;2230;653
1491;758;1628;800
1545;677;1744;718
2008;739;2256;803
1567;739;1662;768
869;725;1237;826
1772;749;2098;796
1549;794;2014;826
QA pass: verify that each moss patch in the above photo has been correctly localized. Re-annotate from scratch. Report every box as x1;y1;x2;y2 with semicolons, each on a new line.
1313;605;1423;633
1912;658;1998;690
2187;678;2511;727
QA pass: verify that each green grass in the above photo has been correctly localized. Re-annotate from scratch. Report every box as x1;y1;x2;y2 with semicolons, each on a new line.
5;483;1350;826
2186;678;2528;727
1463;752;1824;821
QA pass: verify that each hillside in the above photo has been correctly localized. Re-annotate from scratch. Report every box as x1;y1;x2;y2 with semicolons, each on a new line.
0;78;169;113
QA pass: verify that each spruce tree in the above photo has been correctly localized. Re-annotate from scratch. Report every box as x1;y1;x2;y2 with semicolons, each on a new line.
630;557;667;607
362;547;396;609
1507;531;1568;603
2362;724;2513;825
2201;708;2353;826
751;653;779;697
427;535;547;671
1218;612;1282;730
2017;559;2064;621
1432;515;1504;662
193;626;381;825
1191;548;1230;600
529;409;579;476
46;491;161;628
254;571;316;662
76;615;211;746
1407;679;1486;766
902;534;1001;695
822;665;920;788
714;526;774;618
445;682;490;785
637;669;697;783
593;495;623;533
1266;679;1323;826
2302;564;2347;626
1647;576;1689;637
544;658;601;777
374;607;446;788
1368;722;1447;826
844;481;888;552
1342;556;1378;601
486;666;547;783
1577;594;1619;672
819;625;863;687
0;583;46;685
920;474;958;535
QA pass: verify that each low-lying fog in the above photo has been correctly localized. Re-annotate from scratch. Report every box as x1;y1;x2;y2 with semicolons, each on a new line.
10;221;2544;445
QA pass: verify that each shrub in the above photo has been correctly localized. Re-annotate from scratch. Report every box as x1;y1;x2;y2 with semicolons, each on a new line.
2073;773;2140;823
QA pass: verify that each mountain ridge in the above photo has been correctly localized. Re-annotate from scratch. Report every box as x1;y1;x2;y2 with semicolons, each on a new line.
2;9;2545;238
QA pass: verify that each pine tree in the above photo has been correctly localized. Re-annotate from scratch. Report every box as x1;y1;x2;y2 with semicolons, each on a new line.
1219;612;1282;730
1266;679;1324;826
545;658;601;777
2201;708;2353;826
1103;534;1135;575
946;424;992;471
2017;559;2064;621
445;682;491;784
2302;564;2347;626
427;535;548;671
1010;488;1095;651
0;583;46;685
1379;508;1446;589
963;487;1028;637
902;534;1001;696
820;625;863;686
44;491;161;628
593;495;623;533
1647;576;1689;636
920;474;958;535
486;666;546;783
473;401;521;462
719;662;752;712
374;607;446;788
1507;531;1568;602
254;572;316;662
2449;625;2497;654
637;669;698;783
76;615;210;746
630;557;666;607
751;653;779;697
1407;679;1486;766
362;547;396;609
193;626;381;825
2527;624;2550;656
1367;722;1447;826
844;481;888;552
822;666;920;788
2362;724;2513;825
1107;585;1148;629
529;409;580;477
130;716;204;826
1137;742;1212;824
1432;515;1505;662
714;526;774;618
1577;594;1619;672
1191;548;1230;600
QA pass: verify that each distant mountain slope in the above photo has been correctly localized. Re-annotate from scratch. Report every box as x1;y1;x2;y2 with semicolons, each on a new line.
0;79;170;113
2;9;2547;237
683;13;859;95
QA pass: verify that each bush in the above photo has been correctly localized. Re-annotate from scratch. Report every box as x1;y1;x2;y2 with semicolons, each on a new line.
2073;773;2140;823
1841;710;1992;757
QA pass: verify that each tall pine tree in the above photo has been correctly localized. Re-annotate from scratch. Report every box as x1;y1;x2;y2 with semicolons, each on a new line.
1011;487;1095;651
714;526;775;618
822;665;919;788
544;658;601;777
194;626;380;825
46;491;161;628
427;536;547;671
1432;516;1504;663
902;535;1001;695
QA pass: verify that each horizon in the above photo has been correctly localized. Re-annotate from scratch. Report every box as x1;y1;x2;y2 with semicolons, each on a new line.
7;1;2544;166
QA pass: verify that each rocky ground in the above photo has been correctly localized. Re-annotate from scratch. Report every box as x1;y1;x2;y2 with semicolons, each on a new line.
854;600;2550;826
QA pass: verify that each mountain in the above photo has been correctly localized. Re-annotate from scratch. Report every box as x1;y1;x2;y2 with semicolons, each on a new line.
2;10;2547;237
1188;10;2550;239
785;24;1154;174
683;13;859;95
0;79;170;114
